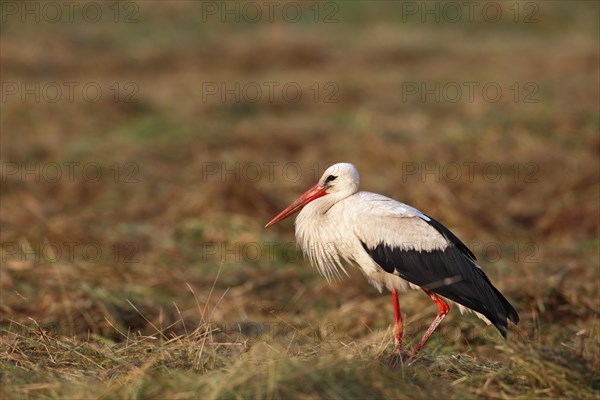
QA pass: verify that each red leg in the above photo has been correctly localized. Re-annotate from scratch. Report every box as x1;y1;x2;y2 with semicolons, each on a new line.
412;289;449;356
391;289;403;354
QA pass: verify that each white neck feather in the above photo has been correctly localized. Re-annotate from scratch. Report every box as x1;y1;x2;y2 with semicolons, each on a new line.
294;187;357;282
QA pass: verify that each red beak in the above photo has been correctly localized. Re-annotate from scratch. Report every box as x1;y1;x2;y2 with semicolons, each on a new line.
265;183;328;228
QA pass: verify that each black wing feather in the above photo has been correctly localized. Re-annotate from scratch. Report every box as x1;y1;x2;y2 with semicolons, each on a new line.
423;214;477;261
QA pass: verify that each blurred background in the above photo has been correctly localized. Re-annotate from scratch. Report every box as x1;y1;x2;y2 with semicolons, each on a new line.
1;1;598;398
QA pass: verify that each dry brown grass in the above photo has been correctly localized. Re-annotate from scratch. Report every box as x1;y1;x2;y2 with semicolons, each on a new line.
1;1;599;398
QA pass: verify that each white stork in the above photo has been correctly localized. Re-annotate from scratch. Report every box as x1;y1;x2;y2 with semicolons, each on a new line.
265;162;519;357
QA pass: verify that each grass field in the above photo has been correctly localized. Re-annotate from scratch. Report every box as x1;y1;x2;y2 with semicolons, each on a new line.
1;1;599;398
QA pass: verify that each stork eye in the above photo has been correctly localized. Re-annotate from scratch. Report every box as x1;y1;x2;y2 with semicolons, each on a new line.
325;175;337;184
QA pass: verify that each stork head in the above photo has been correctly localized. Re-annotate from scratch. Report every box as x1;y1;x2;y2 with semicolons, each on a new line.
265;162;360;228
